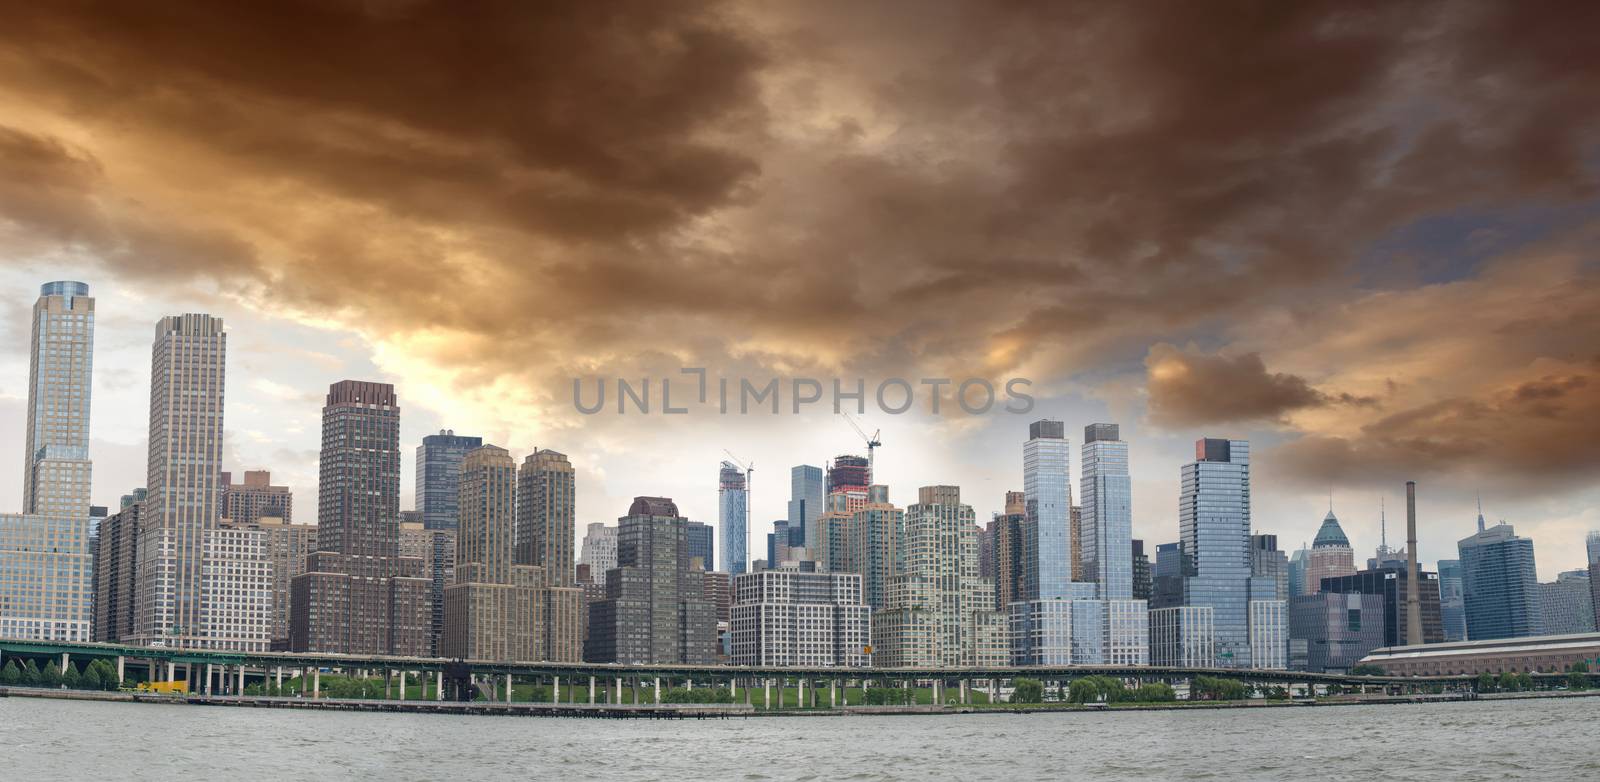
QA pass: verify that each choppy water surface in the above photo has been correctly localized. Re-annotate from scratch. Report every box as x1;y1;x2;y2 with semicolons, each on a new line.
2;696;1595;780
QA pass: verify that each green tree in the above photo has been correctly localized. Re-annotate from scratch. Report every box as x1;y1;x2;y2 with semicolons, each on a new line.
1516;672;1534;691
1;660;20;686
1068;679;1101;704
1497;672;1520;692
1010;678;1044;704
1476;672;1496;693
41;661;62;688
1191;676;1248;701
22;659;41;686
81;664;104;691
1348;663;1386;677
60;663;81;689
1134;682;1176;702
1567;671;1588;691
1571;660;1589;673
93;659;120;690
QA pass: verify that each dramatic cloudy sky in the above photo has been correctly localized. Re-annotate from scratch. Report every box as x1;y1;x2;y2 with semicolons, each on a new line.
1;0;1597;578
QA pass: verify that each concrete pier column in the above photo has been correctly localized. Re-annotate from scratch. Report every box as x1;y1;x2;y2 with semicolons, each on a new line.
238;665;246;695
730;677;737;701
275;666;283;692
116;656;126;684
313;669;321;698
436;670;444;701
764;679;771;709
61;653;70;671
589;676;596;704
990;678;998;703
204;663;214;695
615;677;623;703
654;676;661;704
552;676;561;704
960;679;968;704
933;680;941;705
830;680;837;708
506;673;514;703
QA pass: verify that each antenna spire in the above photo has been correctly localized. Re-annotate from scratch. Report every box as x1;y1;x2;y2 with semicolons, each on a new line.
1380;497;1387;549
1476;492;1485;533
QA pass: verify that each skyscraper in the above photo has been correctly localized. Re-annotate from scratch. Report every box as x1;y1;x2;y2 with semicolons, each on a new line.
718;462;748;575
1178;438;1282;668
516;448;582;661
1437;559;1468;641
846;486;904;611
992;491;1026;611
1287;544;1309;599
289;381;430;655
585;497;718;664
1535;570;1594;636
1;282;96;643
1080;423;1132;599
579;522;618;576
22;281;95;517
874;486;1007;667
415;430;483;530
731;568;870;667
1131;539;1152;602
1457;520;1539;641
131;313;228;648
1023;420;1072;600
1321;566;1444;647
1586;531;1600;567
443;445;546;661
398;518;454;656
787;464;824;549
1304;509;1356;593
686;521;715;571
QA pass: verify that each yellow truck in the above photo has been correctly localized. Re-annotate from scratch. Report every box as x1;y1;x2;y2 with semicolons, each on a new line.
136;680;189;695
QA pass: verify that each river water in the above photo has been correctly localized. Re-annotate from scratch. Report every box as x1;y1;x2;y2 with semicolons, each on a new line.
2;695;1594;780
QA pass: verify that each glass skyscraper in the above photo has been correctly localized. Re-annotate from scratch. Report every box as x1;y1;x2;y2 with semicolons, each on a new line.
415;430;483;530
1457;520;1539;640
1437;558;1468;641
787;464;824;548
1023;420;1072;600
718;462;747;574
1080;423;1131;599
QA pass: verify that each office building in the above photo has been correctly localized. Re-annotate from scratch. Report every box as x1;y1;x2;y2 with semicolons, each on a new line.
1131;539;1152;602
289;381;430;656
579;523;618;576
1586;531;1600;567
992;492;1027;611
92;501;143;643
219;470;292;525
1080;423;1132;599
787;465;824;549
1251;534;1289;600
21;281;95;517
1287;545;1308;599
873;486;1006;667
585;497;718;664
1437;559;1468;641
1536;571;1595;636
130;313;228;648
517;448;582;662
730;568;871;666
1151;542;1183;609
399;520;455;656
1304;509;1356;593
442;445;547;661
1322;566;1445;647
198;525;273;652
1457;520;1539;641
219;514;314;646
718;462;748;575
1289;592;1386;672
415;430;483;531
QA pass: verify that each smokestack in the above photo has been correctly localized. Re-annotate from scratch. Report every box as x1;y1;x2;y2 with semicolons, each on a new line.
1404;481;1423;646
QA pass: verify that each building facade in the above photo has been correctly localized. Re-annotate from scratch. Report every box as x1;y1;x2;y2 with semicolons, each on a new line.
1361;632;1600;676
1437;558;1468;641
22;281;95;517
1149;606;1215;667
443;445;547;661
197;526;274;652
219;470;292;525
718;462;748;575
219;515;314;646
1321;566;1445;648
399;520;455;656
686;521;715;571
517;449;582;662
1535;571;1595;636
787;464;824;550
1304;510;1356;593
1289;591;1386;673
579;522;618;577
415;430;483;531
1023;420;1072;600
92;502;142;642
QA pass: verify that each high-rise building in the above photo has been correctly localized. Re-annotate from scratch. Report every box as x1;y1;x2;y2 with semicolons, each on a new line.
787;465;824;549
1177;438;1283;668
1457;520;1539;641
415;430;483;531
1437;559;1468;641
0;283;96;643
1131;539;1152;602
1287;544;1309;599
399;519;454;656
1535;570;1595;636
718;462;748;575
131;313;228;648
731;568;870;666
992;492;1027;611
92;500;143;643
685;521;715;572
767;519;798;566
516;448;582;662
873;486;1006;667
1149;606;1215;667
1304;510;1356;593
1023;420;1072;600
22;281;95;517
289;381;430;656
1288;592;1385;672
1251;534;1289;600
1080;423;1132;599
1152;542;1183;609
1586;531;1600;566
579;523;618;576
198;525;274;651
1322;566;1444;647
442;445;547;661
219;470;292;525
845;486;903;611
826;455;871;495
585;497;718;664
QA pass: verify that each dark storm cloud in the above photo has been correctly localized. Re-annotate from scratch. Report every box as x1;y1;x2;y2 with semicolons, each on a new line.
1144;344;1377;427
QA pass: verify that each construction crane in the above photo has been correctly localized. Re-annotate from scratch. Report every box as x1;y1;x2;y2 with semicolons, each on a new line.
840;412;882;479
723;450;754;572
